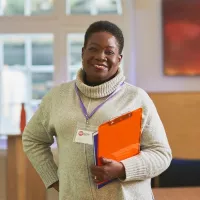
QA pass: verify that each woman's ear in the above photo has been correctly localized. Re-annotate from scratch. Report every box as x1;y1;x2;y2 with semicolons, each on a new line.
118;54;123;64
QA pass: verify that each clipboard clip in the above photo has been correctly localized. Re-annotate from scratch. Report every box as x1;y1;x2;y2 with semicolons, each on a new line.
109;112;132;126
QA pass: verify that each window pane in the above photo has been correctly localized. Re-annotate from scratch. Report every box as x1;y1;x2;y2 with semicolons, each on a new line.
68;0;91;14
3;0;25;15
70;70;77;80
0;68;28;134
96;0;119;14
30;100;40;114
69;41;82;67
32;37;53;66
0;103;32;135
0;34;54;136
1;68;28;104
68;0;121;15
32;72;53;100
68;34;84;80
4;38;25;66
1;103;21;134
31;0;53;15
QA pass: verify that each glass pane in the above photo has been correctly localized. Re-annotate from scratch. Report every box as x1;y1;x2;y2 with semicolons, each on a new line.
32;37;53;66
31;0;53;15
32;72;53;100
68;0;121;15
1;68;28;104
3;0;25;15
1;103;21;134
0;103;31;135
4;38;25;66
69;0;91;14
0;34;55;136
30;100;40;114
70;41;82;67
70;70;77;80
68;34;84;80
0;68;28;134
68;34;84;68
96;0;119;14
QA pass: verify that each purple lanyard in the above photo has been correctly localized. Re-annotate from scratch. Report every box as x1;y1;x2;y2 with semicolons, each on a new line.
75;82;124;122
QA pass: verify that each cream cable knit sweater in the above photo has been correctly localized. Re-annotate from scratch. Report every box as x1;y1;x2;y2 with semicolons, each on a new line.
22;69;172;200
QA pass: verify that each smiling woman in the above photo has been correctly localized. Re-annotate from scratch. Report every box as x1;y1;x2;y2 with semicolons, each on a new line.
22;20;172;200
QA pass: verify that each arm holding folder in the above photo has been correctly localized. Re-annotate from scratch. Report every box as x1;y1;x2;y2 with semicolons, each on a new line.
120;90;172;183
91;90;172;188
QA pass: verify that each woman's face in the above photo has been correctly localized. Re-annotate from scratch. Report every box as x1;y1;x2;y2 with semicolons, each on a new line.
82;32;122;84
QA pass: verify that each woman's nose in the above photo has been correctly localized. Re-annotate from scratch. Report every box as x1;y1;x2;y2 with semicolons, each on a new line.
95;51;107;61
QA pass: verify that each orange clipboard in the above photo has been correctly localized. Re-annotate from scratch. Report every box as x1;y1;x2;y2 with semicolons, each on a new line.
97;108;142;166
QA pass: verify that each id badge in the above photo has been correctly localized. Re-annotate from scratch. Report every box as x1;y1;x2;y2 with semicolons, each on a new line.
73;122;97;145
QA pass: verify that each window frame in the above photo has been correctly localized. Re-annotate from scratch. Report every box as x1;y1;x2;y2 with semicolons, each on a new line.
0;0;136;138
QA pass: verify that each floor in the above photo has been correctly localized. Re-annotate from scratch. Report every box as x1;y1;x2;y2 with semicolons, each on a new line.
2;150;200;200
153;187;200;200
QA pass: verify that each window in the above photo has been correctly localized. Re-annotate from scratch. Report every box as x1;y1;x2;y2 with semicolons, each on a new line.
1;0;54;16
68;0;122;15
0;0;127;146
68;33;84;80
0;34;53;134
31;0;54;15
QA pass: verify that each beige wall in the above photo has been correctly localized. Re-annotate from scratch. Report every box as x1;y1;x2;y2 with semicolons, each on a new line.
135;0;200;92
150;92;200;159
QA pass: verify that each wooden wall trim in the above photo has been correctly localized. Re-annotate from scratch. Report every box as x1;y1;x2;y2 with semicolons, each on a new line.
149;92;200;159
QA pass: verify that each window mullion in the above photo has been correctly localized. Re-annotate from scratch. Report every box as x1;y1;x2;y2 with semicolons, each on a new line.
67;33;71;81
26;36;32;73
66;0;70;15
55;0;66;18
0;39;3;70
0;0;3;16
116;0;122;15
0;40;3;133
91;0;97;15
26;36;32;103
25;0;31;16
54;30;67;85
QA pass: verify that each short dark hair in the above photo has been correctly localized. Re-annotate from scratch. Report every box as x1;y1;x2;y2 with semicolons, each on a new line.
84;21;124;54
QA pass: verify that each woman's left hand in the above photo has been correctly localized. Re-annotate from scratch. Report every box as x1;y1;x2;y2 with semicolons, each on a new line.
90;157;126;183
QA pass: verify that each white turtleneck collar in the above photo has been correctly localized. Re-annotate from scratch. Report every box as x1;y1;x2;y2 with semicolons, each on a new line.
75;68;125;99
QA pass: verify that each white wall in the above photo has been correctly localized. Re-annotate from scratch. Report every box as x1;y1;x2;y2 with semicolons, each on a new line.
134;0;200;92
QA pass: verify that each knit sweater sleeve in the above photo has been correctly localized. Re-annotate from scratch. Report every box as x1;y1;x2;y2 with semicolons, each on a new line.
22;88;59;189
120;88;172;182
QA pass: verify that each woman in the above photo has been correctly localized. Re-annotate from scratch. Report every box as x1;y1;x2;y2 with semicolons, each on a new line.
22;21;172;200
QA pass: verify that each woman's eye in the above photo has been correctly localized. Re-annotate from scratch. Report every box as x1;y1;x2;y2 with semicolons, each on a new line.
105;50;114;55
88;47;97;51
